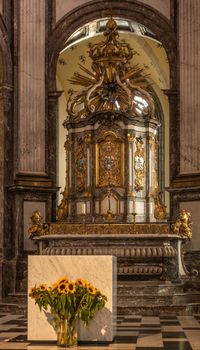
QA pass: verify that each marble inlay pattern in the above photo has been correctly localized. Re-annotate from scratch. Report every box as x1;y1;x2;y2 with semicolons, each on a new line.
0;313;200;349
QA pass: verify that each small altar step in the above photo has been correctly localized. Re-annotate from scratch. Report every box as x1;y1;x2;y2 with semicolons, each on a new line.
117;280;200;315
0;298;27;316
117;303;200;316
6;293;27;304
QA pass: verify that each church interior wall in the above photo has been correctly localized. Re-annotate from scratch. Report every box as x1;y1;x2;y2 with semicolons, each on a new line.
0;0;200;297
55;0;171;23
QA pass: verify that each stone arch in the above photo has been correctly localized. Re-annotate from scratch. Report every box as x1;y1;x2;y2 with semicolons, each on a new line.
48;0;177;91
47;0;177;212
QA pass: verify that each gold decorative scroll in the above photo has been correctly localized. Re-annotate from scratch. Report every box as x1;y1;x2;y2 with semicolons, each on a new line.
96;132;124;187
134;137;145;192
66;18;155;122
48;222;170;236
75;138;87;192
57;135;73;220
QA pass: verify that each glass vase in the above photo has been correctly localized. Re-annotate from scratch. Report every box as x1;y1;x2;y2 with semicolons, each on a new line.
57;318;67;347
57;318;77;348
66;320;78;347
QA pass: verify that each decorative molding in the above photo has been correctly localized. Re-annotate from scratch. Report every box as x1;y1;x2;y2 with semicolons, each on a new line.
47;223;170;235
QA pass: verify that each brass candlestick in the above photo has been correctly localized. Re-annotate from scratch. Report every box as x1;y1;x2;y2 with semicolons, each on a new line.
105;185;114;220
132;212;138;234
82;213;87;234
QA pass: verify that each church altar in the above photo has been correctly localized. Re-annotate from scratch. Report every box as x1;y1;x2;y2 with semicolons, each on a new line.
29;17;192;297
32;222;188;282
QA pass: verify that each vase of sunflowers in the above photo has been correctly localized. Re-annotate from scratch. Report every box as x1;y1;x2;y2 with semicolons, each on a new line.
29;276;107;347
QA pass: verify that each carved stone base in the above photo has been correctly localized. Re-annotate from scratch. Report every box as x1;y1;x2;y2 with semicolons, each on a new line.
34;226;188;281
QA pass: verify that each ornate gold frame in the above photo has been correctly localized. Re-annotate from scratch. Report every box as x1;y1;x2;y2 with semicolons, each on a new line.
96;131;124;187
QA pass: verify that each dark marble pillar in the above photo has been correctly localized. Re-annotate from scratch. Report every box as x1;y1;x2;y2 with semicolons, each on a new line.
0;84;14;297
47;91;63;188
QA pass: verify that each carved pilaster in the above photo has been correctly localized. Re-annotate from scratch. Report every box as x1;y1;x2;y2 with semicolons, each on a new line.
84;133;92;193
163;89;178;182
48;91;63;184
18;0;46;173
179;0;200;174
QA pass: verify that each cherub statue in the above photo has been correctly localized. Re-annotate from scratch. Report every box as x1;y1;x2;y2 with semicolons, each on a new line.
28;210;48;239
171;209;192;239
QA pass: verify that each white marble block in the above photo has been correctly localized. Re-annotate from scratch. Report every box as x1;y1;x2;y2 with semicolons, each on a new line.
28;255;117;342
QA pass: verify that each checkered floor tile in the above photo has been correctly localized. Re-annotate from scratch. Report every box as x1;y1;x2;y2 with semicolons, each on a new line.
0;313;200;349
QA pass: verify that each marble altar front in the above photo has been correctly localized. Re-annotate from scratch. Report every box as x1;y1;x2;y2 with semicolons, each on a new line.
33;223;188;282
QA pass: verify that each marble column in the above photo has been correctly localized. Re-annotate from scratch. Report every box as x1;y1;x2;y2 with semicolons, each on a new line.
18;0;46;174
0;84;13;297
179;0;200;174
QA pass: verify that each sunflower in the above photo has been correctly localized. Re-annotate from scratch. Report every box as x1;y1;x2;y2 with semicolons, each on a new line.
58;282;68;294
67;282;76;294
87;284;97;295
75;278;87;287
29;286;36;294
29;287;36;299
56;276;69;286
39;284;48;292
52;282;59;290
39;293;44;299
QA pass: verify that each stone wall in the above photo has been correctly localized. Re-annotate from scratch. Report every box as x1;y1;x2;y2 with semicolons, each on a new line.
55;0;171;22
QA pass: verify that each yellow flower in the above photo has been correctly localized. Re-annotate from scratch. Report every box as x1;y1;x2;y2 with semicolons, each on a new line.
52;276;69;290
39;293;44;299
39;284;48;292
29;286;37;298
75;278;87;287
87;284;96;295
58;282;68;294
67;282;76;294
29;286;36;294
56;276;69;286
64;285;69;294
52;282;59;290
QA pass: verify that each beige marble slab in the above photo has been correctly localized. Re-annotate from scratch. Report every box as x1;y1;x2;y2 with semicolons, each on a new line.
28;255;116;342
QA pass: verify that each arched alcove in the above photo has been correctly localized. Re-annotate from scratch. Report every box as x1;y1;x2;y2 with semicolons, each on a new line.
47;0;177;220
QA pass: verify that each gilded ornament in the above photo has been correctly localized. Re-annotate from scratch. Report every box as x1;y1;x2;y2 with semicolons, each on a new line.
171;209;192;239
84;133;92;144
65;18;155;125
75;138;86;192
154;192;167;220
57;188;68;221
48;223;170;236
96;132;124;187
28;210;49;239
134;137;145;192
127;133;135;142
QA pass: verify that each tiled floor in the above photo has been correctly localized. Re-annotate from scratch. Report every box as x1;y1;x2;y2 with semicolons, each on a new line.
0;313;200;349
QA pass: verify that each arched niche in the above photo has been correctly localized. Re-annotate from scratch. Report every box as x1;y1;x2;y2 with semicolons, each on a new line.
47;0;177;220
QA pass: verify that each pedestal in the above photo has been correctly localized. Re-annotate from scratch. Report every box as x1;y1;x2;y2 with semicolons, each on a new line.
28;255;117;342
